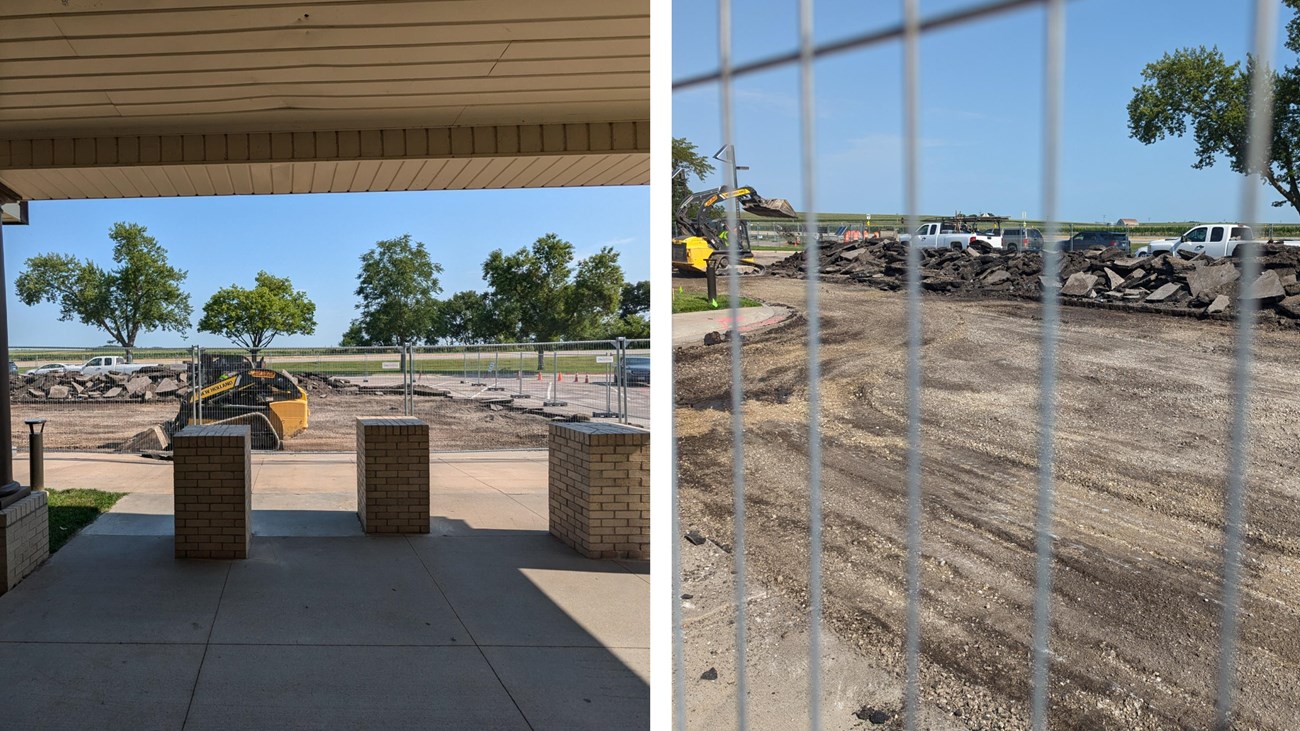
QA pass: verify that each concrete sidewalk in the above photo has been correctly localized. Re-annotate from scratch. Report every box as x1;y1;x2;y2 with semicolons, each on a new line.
671;302;793;347
0;450;648;730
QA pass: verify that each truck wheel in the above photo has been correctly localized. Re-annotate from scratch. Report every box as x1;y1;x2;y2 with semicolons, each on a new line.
1006;245;1018;253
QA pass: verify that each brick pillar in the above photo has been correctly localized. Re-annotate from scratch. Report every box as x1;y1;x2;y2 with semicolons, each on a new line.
356;417;430;534
548;423;649;560
1;491;49;595
173;425;251;559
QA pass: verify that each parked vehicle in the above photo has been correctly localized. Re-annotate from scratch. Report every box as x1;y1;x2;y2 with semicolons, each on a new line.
78;355;160;376
1002;227;1045;252
618;356;650;386
7;361;15;376
1156;223;1300;258
899;215;1005;250
1131;223;1300;258
1056;230;1131;252
25;363;80;375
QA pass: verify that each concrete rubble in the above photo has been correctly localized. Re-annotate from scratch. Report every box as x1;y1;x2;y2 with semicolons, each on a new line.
9;367;455;403
9;365;190;403
770;238;1300;323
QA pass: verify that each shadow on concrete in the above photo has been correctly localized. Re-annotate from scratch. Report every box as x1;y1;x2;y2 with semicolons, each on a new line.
0;510;648;730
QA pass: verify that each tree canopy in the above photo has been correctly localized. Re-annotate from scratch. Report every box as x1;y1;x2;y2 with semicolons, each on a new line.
431;290;491;344
341;234;443;347
619;280;650;319
1128;0;1300;214
198;271;316;357
673;137;715;217
15;222;191;361
477;234;626;363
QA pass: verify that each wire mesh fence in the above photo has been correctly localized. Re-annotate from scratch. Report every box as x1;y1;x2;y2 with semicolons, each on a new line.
10;339;650;454
673;1;1280;729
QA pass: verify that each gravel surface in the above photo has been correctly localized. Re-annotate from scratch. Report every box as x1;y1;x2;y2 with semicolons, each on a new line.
675;275;1300;729
12;394;551;452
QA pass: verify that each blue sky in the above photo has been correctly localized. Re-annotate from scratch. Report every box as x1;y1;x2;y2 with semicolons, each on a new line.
672;0;1294;223
3;186;648;348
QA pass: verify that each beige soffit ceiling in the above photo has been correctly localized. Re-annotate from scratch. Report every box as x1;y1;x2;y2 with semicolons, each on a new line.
0;0;650;200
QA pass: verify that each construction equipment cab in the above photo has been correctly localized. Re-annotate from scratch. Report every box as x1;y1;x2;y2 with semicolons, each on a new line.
169;354;308;450
672;186;797;275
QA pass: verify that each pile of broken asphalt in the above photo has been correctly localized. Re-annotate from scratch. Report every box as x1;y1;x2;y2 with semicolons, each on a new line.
10;368;452;404
770;238;1300;323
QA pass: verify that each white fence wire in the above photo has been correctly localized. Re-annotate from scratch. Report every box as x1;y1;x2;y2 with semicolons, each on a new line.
10;339;650;454
672;1;1278;729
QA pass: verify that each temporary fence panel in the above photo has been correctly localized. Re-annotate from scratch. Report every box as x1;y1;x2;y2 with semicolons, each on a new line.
409;339;652;450
672;1;1277;730
11;337;650;455
10;345;193;452
193;346;407;452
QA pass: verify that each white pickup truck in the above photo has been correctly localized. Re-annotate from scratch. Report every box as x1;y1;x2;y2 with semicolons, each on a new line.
898;222;1002;251
1136;223;1300;258
79;355;160;376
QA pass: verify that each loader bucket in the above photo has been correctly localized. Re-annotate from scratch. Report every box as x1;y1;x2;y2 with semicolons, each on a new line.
742;196;797;219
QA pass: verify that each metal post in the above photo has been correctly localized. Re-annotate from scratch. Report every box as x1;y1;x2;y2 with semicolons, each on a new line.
512;350;529;399
405;346;414;416
190;346;199;422
544;349;566;407
471;350;486;386
487;350;504;391
617;337;629;424
461;352;467;383
593;349;617;418
0;212;20;499
24;419;45;490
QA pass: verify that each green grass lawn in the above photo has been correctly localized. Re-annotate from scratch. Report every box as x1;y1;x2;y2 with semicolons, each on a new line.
673;290;763;314
46;488;125;554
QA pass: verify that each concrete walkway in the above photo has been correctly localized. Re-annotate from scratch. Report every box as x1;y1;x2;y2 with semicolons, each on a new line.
0;450;648;730
671;302;794;347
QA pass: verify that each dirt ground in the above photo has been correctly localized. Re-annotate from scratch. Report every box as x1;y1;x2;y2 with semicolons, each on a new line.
11;394;551;453
675;274;1300;730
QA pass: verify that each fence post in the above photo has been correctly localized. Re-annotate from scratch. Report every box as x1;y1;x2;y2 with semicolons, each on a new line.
190;345;199;422
544;348;566;407
487;350;505;391
593;345;617;418
404;345;413;416
513;350;529;399
195;346;204;423
617;337;628;424
471;349;486;386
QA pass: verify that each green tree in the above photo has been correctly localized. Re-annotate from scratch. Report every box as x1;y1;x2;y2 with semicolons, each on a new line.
619;280;650;318
15;222;191;362
1128;2;1300;214
341;234;443;347
431;290;492;344
481;233;625;368
198;271;316;362
606;313;650;339
673;137;715;220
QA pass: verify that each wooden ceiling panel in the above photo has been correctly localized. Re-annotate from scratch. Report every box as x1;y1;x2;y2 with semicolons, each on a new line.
4;1;642;36
0;1;648;198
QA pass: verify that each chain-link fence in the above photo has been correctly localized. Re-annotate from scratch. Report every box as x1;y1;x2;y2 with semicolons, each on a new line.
10;339;650;453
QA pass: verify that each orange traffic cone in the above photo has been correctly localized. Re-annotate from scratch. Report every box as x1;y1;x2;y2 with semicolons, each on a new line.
585;373;590;384
536;371;542;380
558;373;564;382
